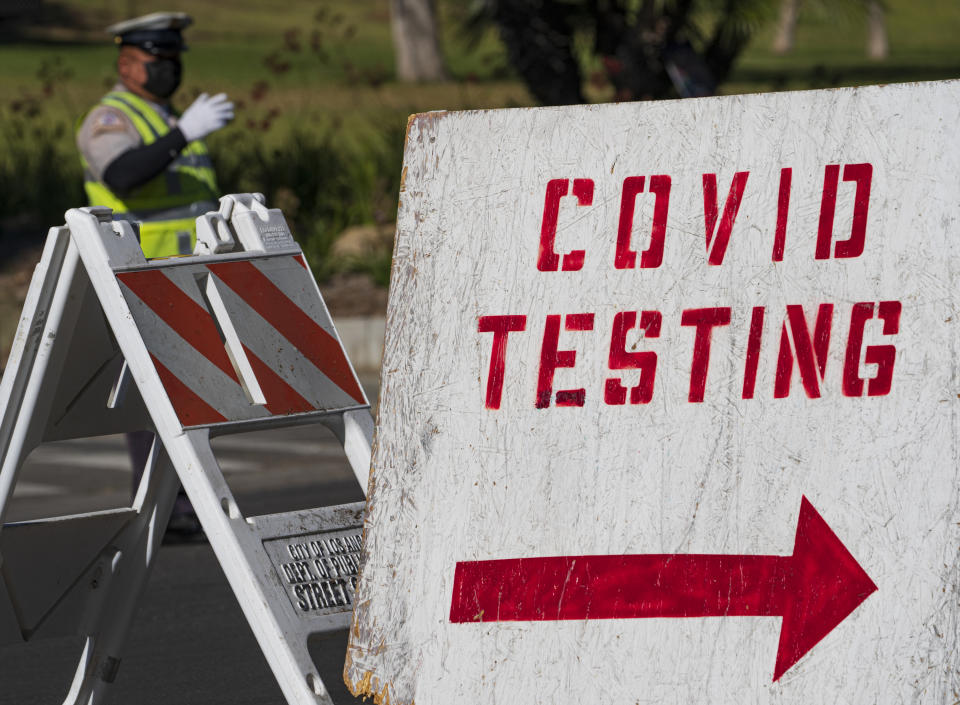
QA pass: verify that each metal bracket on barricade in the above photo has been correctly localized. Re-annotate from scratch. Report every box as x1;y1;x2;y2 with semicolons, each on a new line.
0;196;375;705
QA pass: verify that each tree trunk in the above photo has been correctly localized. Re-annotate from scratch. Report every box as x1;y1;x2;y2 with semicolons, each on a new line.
390;0;449;82
867;0;888;60
772;0;801;55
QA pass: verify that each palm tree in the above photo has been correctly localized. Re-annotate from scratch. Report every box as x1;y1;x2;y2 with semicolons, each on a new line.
866;0;888;60
390;0;450;82
772;0;801;54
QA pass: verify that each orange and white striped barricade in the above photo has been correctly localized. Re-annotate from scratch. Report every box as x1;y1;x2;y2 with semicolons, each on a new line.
0;194;374;705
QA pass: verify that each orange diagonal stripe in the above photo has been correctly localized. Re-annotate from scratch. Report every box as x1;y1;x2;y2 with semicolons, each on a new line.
243;344;315;416
151;354;228;426
118;270;240;384
207;261;365;404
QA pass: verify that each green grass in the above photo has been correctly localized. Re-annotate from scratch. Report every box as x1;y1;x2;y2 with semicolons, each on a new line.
2;0;957;113
0;0;525;254
727;0;960;93
0;0;508;92
2;0;954;367
1;0;957;259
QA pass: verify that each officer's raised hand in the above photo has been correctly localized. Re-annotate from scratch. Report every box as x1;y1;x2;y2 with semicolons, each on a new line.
179;92;234;142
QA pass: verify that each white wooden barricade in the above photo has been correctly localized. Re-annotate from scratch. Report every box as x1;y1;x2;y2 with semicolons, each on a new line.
0;194;373;705
346;81;960;704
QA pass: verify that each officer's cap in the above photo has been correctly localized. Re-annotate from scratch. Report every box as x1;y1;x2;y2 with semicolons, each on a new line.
106;12;192;55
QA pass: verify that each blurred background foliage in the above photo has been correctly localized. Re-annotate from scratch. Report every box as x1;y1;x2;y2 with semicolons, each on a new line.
0;0;958;286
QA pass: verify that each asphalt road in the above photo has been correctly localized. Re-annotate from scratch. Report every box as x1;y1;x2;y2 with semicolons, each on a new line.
0;378;378;705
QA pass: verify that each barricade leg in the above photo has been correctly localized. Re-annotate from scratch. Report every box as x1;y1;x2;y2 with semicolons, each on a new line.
163;428;344;705
61;437;180;705
322;409;374;491
0;231;77;524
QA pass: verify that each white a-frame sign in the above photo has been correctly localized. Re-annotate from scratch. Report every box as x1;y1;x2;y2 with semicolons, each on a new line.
0;195;374;704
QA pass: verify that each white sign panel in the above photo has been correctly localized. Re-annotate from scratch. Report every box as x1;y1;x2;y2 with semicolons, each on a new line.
347;81;960;704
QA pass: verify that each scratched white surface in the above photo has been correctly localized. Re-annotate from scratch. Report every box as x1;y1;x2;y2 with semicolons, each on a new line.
347;81;960;704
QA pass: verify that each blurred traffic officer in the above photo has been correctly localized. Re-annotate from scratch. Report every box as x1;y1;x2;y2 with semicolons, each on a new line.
76;11;233;259
76;12;233;540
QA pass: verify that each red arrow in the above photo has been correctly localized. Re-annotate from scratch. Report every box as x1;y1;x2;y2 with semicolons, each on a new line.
450;496;876;681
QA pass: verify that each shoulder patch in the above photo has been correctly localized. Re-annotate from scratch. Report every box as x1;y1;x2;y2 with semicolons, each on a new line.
91;107;130;136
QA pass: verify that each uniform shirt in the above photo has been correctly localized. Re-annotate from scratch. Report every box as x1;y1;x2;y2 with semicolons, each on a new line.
76;84;178;181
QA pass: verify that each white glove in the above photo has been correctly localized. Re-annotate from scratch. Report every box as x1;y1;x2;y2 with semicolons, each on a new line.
178;92;234;142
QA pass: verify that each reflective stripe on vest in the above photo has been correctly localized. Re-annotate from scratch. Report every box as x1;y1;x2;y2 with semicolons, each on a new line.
81;91;219;258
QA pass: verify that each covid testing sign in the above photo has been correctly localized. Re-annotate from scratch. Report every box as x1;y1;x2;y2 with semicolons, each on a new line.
346;81;960;704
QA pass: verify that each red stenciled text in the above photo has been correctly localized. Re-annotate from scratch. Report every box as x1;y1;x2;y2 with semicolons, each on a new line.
538;164;872;268
481;165;900;409
479;302;901;409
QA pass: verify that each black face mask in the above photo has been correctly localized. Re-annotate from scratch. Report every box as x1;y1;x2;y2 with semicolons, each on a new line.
143;57;182;99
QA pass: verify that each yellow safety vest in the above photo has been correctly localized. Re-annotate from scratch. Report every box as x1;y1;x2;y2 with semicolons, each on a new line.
81;90;218;259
